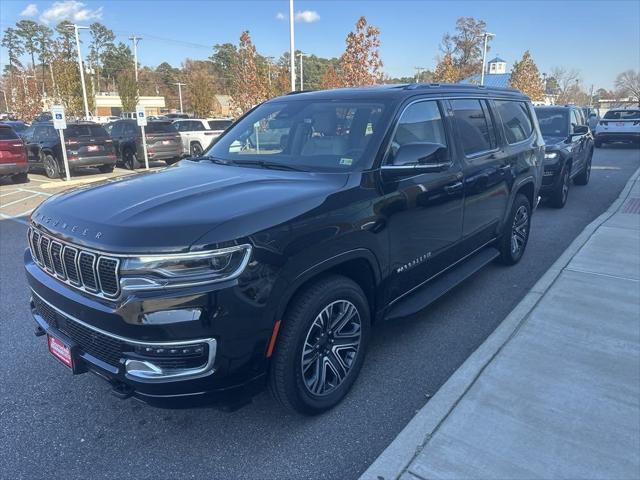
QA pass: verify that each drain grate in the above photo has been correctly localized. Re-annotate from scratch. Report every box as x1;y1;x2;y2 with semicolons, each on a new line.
621;197;640;215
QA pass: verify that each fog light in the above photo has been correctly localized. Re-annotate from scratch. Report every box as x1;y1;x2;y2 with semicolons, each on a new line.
139;308;202;325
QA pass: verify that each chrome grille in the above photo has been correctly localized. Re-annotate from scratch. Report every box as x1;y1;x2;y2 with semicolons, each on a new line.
28;227;120;298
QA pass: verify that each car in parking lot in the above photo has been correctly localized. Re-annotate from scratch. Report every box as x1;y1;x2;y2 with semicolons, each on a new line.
24;122;117;179
534;105;593;208
172;118;234;156
582;106;599;133
25;84;542;414
0;123;29;183
108;119;182;169
594;108;640;147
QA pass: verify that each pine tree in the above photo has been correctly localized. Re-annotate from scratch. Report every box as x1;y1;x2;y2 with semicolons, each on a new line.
339;16;383;87
433;53;460;83
510;51;545;101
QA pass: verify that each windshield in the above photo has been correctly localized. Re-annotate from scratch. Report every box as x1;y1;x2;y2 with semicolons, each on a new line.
206;98;390;172
534;109;568;137
603;110;640;120
146;122;177;133
0;126;19;140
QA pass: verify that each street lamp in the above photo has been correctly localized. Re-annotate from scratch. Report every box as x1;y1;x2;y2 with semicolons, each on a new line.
289;0;296;92
480;32;495;86
414;66;426;83
174;82;186;113
66;24;90;119
297;52;309;90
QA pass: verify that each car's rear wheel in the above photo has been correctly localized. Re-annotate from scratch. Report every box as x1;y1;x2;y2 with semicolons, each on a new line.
549;167;570;208
43;154;60;179
497;194;531;265
190;142;203;157
574;150;592;186
98;164;114;173
11;172;29;184
269;275;370;415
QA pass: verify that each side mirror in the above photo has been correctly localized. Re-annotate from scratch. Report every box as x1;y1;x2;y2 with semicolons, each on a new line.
572;125;589;136
382;142;449;178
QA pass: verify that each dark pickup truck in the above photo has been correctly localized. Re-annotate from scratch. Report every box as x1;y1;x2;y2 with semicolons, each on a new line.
26;84;543;414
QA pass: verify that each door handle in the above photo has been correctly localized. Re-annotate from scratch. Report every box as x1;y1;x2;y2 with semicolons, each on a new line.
444;181;463;194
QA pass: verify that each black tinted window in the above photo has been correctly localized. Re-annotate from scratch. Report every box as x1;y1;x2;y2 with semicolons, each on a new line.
495;101;534;144
208;120;233;130
388;100;446;163
0;126;19;140
146;122;177;133
65;124;109;137
603;110;640;120
451;99;496;155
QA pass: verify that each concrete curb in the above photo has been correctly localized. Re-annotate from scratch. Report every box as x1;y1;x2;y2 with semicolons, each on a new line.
359;166;640;480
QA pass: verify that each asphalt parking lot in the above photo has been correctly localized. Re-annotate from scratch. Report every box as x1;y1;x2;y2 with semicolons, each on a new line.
1;146;639;480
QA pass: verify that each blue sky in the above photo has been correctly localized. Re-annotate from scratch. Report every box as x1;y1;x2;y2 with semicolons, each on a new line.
1;0;639;89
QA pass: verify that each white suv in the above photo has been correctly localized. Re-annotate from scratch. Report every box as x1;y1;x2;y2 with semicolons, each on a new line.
594;108;640;147
172;118;234;156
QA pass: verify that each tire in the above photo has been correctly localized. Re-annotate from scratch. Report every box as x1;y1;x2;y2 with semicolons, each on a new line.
497;193;531;265
190;142;203;157
98;164;114;173
43;154;61;179
574;150;592;186
164;157;180;166
11;172;29;184
123;149;140;170
269;275;370;415
549;166;570;209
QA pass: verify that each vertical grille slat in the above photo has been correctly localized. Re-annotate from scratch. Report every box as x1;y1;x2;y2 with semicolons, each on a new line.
28;227;120;299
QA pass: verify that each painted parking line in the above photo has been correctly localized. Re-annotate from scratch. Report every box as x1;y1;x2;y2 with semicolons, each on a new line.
0;193;42;209
0;190;22;198
15;188;52;196
592;166;621;170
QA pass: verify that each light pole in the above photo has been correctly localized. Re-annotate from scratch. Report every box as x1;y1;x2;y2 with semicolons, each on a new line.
289;0;296;92
266;56;275;90
414;66;426;83
129;35;142;82
480;32;495;86
67;24;90;119
0;89;9;113
174;82;186;113
298;52;308;90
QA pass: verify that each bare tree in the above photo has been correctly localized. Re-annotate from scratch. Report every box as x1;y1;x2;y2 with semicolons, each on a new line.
614;70;640;103
550;67;581;103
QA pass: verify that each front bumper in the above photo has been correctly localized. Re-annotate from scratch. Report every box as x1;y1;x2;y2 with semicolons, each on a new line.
539;165;562;195
0;162;29;176
25;249;273;408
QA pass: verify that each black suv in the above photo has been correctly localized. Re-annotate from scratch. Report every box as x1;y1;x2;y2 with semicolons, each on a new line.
24;122;116;179
26;85;543;414
534;106;594;208
107;119;182;169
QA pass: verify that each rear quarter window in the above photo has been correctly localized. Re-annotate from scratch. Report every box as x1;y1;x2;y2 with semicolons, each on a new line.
494;100;534;144
0;126;19;140
603;110;640;120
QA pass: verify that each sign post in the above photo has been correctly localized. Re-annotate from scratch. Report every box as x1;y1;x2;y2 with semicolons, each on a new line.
136;105;149;170
51;105;71;182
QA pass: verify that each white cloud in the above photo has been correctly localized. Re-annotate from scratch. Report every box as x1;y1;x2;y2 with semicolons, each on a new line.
40;1;103;24
21;3;39;16
275;12;285;20
295;10;320;23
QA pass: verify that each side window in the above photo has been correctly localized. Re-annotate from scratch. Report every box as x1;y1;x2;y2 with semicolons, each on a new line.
33;126;45;141
46;126;59;140
111;122;122;137
125;122;138;136
451;99;497;156
191;121;205;131
570;110;580;130
173;122;184;132
387;100;447;163
494;100;534;144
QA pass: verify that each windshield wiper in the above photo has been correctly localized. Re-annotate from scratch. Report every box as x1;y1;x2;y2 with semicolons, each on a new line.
231;159;307;171
195;155;235;166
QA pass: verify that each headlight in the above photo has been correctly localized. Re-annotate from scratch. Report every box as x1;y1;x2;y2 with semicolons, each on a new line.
544;152;558;159
120;244;252;291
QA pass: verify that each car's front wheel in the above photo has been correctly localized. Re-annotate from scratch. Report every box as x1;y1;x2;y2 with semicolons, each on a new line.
98;164;114;173
43;154;61;179
269;275;370;415
190;142;203;157
574;150;592;186
11;172;29;184
549;167;570;208
497;193;531;265
123;149;140;170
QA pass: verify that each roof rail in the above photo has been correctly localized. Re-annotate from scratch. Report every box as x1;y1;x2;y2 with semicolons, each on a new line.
286;90;314;95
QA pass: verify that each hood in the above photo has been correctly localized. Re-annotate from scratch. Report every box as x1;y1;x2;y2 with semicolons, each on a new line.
541;135;567;149
32;160;350;253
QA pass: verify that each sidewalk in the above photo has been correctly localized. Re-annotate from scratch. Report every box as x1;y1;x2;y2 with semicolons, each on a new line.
361;168;640;480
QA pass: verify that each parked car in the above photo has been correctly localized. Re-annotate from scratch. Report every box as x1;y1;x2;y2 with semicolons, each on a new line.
582;106;599;133
26;84;543;414
172;118;233;156
165;113;189;119
33;112;53;123
534;105;593;208
594;108;640;147
25;122;117;179
108;119;182;169
2;120;29;134
0;123;29;183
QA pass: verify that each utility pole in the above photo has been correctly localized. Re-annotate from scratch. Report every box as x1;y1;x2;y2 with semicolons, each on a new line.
0;90;8;113
68;24;90;119
289;0;296;92
129;35;142;82
298;52;308;90
266;56;274;90
414;66;426;83
480;32;495;86
174;82;186;113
